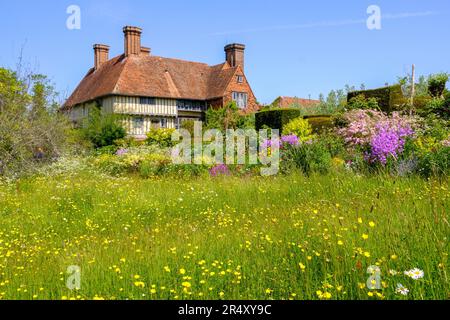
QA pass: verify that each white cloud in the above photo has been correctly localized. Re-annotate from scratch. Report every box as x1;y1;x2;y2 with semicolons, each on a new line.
211;10;438;36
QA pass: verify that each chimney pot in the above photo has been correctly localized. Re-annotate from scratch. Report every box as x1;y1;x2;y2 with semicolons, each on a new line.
123;26;142;56
140;46;151;56
93;44;110;70
225;43;246;71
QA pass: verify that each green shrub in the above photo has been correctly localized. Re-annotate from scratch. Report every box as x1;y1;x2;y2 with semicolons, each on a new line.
347;94;379;111
146;128;176;148
255;108;302;132
319;131;346;158
92;154;129;176
428;73;449;98
304;115;335;133
205;102;252;130
139;155;172;178
282;141;332;175
417;146;450;177
282;118;315;142
347;85;408;113
81;108;127;149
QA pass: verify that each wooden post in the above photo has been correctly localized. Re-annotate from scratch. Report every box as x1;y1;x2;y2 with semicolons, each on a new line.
410;64;415;115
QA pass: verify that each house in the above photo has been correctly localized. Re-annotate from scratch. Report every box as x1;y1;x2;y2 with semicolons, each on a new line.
272;96;320;109
62;26;259;138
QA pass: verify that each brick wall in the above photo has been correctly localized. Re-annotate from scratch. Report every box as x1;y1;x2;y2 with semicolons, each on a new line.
223;67;260;114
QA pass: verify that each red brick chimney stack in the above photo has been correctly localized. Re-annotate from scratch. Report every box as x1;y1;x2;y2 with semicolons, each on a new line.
93;44;110;70
123;26;142;56
140;46;151;56
225;43;245;72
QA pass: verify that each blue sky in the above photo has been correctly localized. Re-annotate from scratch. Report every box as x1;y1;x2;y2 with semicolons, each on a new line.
0;0;449;104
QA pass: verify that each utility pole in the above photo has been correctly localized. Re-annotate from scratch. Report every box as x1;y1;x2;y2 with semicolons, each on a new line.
410;64;415;115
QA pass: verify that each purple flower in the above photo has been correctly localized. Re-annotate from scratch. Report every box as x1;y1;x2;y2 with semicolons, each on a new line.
261;134;300;149
209;164;230;177
367;123;414;165
116;148;129;156
261;138;281;149
281;134;300;146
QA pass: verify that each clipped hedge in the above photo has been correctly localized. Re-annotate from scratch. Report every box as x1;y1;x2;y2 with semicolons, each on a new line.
255;108;302;132
304;115;334;133
347;85;409;113
255;108;333;133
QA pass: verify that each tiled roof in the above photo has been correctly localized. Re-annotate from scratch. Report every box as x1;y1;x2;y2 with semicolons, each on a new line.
275;96;320;108
63;54;239;109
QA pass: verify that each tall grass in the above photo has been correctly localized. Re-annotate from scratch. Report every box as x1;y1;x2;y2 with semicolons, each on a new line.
0;172;448;300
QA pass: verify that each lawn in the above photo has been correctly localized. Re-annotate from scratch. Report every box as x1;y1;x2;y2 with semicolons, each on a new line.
0;172;448;300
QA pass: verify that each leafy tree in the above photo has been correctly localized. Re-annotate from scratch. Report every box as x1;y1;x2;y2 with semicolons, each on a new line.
81;107;127;148
205;101;253;131
0;67;72;176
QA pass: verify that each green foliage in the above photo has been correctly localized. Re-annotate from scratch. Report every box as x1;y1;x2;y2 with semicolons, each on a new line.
179;120;198;136
282;118;315;142
417;146;450;178
81;108;127;149
420;98;447;118
146;128;177;148
347;85;408;113
347;94;380;111
0;68;29;114
205;101;252;131
304;116;335;133
319;131;346;158
282;141;332;175
255;108;302;132
428;73;449;98
0;67;72;176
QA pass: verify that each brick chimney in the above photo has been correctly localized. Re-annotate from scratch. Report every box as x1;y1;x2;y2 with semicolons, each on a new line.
225;43;245;71
93;44;110;70
123;26;142;56
140;46;151;56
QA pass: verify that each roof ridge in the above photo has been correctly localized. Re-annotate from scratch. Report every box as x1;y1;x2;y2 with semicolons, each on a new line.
150;55;211;67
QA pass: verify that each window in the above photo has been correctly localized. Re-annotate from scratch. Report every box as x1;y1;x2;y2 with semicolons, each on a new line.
232;92;248;109
160;118;168;128
139;97;155;105
133;116;144;130
177;100;205;111
237;75;244;83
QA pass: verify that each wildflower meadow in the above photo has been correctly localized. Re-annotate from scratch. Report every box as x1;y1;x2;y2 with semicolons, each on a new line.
0;172;448;300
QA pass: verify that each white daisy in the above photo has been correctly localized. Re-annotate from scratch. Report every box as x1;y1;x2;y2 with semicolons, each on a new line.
396;283;409;296
404;268;424;280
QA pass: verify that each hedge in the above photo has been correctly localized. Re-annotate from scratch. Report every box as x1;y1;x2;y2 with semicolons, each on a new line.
304;115;335;133
255;108;302;132
255;108;333;133
347;84;409;113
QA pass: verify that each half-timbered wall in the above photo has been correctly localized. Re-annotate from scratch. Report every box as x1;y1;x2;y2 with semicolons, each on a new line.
113;96;177;117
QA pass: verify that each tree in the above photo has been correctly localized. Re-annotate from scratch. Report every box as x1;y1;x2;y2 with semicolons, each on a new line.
205;101;253;131
0;67;71;176
81;107;127;148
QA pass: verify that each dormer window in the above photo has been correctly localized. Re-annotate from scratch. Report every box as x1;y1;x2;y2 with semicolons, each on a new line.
237;75;244;83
